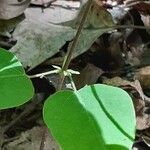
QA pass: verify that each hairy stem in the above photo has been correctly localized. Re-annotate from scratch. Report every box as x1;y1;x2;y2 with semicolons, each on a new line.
58;0;93;90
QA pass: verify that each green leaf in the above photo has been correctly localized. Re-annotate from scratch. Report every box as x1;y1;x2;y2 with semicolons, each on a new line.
0;48;34;109
43;84;136;150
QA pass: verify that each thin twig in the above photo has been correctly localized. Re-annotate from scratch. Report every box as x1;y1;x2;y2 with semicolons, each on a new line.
112;25;150;30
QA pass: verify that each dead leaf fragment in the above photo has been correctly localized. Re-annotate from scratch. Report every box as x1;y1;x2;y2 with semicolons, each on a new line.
56;0;114;28
142;128;150;147
136;114;150;130
74;63;103;89
127;1;150;14
102;76;129;87
0;0;31;20
0;14;25;35
10;0;111;70
3;126;60;150
135;66;150;89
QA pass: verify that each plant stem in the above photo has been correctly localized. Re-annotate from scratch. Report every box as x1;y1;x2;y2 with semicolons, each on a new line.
58;0;93;90
68;74;77;91
29;70;59;78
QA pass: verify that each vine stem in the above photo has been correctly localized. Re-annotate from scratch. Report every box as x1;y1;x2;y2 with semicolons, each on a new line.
39;0;93;150
29;70;59;78
58;0;93;90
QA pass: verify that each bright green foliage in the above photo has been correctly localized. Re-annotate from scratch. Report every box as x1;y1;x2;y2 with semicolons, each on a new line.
0;48;34;109
43;84;136;150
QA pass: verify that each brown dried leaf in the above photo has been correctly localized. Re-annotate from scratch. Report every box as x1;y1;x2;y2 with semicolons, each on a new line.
142;128;150;147
135;66;150;90
136;114;150;130
3;126;60;150
128;1;150;14
102;76;130;87
73;63;103;89
57;0;114;28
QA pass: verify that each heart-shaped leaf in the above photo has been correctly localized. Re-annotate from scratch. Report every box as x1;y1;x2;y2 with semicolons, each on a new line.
43;84;136;150
0;48;34;109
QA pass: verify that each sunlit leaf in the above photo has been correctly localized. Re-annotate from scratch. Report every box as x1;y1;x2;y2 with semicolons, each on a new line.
43;84;136;150
0;48;34;109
